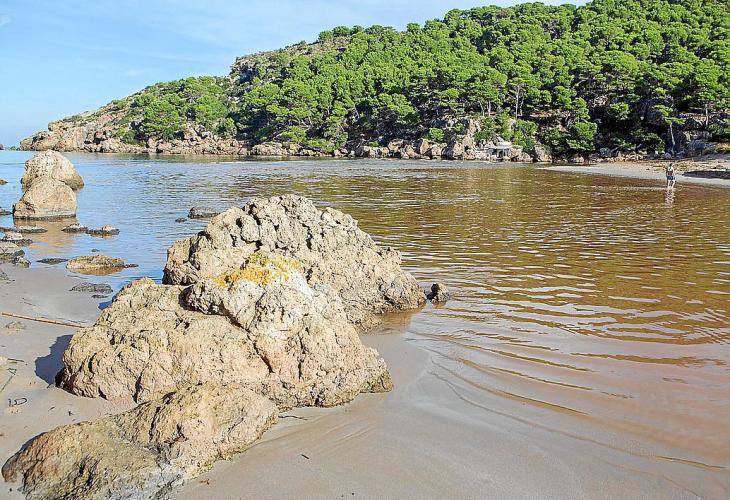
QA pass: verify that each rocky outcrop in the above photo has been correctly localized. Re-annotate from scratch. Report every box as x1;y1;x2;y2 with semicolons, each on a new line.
0;242;24;262
2;382;278;500
62;222;88;233
2;231;32;246
21;151;84;191
57;254;392;406
12;178;77;219
164;195;424;330
0;225;47;234
66;255;126;274
188;207;221;219
87;225;120;236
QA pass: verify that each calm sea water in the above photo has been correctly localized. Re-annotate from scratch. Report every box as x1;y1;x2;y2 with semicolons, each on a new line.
1;151;729;479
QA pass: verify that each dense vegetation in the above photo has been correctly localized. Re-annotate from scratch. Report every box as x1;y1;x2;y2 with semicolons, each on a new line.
84;0;730;155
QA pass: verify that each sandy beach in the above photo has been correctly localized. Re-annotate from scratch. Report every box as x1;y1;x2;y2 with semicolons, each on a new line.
544;158;730;188
2;263;727;499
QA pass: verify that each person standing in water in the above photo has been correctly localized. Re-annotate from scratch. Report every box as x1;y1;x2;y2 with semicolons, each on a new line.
666;162;676;189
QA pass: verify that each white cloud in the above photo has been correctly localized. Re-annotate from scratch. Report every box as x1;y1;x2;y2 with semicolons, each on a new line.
0;14;11;27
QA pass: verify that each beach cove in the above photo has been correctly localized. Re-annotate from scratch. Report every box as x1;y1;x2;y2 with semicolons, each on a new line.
1;151;729;498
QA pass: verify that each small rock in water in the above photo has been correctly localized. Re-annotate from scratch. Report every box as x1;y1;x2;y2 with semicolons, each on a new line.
188;207;221;219
175;217;188;223
0;242;24;261
91;248;100;253
0;207;11;216
2;231;32;246
70;282;113;295
87;225;120;236
0;269;8;281
426;283;451;304
0;225;47;234
66;255;126;274
0;178;7;185
12;256;31;268
62;223;88;233
37;257;68;265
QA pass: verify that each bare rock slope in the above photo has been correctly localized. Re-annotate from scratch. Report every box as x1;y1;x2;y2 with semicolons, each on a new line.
2;382;278;500
164;194;424;330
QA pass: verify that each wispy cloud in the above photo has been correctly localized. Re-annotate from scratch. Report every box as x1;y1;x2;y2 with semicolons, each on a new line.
123;68;144;77
0;14;11;27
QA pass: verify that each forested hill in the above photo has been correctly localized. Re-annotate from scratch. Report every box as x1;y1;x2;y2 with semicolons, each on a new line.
21;0;729;161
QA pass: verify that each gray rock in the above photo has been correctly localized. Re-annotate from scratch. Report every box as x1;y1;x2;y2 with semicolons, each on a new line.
70;282;113;294
175;217;188;223
11;256;30;268
62;222;88;233
2;382;278;500
165;195;425;331
188;207;221;219
0;207;10;216
0;242;24;261
0;225;47;234
0;269;8;281
426;283;452;304
87;225;120;236
1;231;32;246
37;257;68;265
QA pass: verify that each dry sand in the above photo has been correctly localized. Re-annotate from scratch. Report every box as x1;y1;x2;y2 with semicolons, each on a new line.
544;158;730;188
2;264;727;499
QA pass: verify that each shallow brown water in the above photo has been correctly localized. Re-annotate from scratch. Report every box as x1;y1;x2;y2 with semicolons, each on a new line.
1;152;729;490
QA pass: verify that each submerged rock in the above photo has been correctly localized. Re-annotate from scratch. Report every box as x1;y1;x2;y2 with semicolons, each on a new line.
13;178;77;219
0;207;10;216
0;225;47;234
58;256;393;406
66;255;126;274
426;283;452;303
175;217;188;223
0;269;8;281
70;282;113;294
2;382;278;500
165;195;424;330
87;225;120;236
188;207;221;219
37;257;68;265
20;150;84;191
62;222;88;233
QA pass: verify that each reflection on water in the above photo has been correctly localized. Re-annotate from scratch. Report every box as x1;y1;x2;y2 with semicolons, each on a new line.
1;151;729;478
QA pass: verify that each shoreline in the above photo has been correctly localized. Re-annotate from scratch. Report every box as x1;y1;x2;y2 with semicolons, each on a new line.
2;264;726;499
543;160;730;188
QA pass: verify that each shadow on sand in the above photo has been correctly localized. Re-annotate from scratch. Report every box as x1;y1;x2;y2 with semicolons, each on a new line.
35;334;72;385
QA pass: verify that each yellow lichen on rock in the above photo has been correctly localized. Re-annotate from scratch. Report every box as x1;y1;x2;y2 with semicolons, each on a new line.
214;253;302;288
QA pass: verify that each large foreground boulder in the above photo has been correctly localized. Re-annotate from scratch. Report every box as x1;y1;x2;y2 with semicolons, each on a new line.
164;195;424;330
57;253;392;406
21;150;84;191
12;178;76;219
2;382;278;500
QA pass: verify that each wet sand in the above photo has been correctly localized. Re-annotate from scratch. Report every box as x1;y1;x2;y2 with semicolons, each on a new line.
2;265;727;499
545;160;730;188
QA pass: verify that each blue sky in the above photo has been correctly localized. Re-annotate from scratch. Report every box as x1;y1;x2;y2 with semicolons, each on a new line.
0;0;576;146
